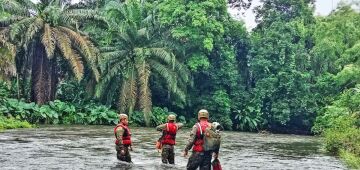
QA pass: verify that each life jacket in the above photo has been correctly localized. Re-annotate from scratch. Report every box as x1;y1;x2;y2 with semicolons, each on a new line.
114;124;132;145
161;123;178;145
193;121;209;152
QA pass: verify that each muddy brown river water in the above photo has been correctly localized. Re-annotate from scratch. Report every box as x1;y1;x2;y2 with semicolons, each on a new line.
0;125;347;169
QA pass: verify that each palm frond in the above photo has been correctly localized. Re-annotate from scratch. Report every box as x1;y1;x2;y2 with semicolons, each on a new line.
151;38;186;58
9;17;36;41
0;28;16;56
58;15;78;28
53;29;84;80
24;18;44;49
149;47;174;65
104;1;127;26
0;43;16;78
17;0;36;9
173;60;190;83
103;77;121;105
99;46;119;52
101;50;128;60
149;60;176;89
127;67;137;116
0;0;30;16
118;32;134;48
119;66;137;115
96;72;119;99
95;75;120;103
134;47;145;59
41;24;55;59
100;62;123;87
142;13;153;26
64;9;105;23
0;16;25;27
136;60;152;126
58;26;95;59
119;79;129;114
137;27;148;38
0;40;15;55
99;50;128;70
58;26;100;81
149;60;186;102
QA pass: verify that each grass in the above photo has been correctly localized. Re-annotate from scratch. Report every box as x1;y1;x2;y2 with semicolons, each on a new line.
0;115;33;131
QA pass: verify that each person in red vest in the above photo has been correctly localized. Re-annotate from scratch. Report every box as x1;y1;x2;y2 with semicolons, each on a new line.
156;114;183;164
183;109;216;170
114;114;132;163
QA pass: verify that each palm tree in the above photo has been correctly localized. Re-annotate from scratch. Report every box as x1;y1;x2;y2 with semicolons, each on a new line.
0;0;100;104
97;1;189;126
0;11;16;82
0;47;16;82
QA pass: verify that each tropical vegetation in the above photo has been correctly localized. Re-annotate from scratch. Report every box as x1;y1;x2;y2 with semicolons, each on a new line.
0;0;359;167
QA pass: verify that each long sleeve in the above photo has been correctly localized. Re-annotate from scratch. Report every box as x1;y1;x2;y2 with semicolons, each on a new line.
156;124;166;131
184;125;197;152
176;123;184;130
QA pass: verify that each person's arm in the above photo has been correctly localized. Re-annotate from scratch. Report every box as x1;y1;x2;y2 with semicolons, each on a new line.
183;124;197;156
157;130;167;142
115;127;124;146
213;124;220;158
176;123;184;130
213;145;220;158
156;124;166;132
214;147;220;154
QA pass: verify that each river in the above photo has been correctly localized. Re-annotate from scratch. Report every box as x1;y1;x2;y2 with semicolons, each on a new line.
0;125;346;169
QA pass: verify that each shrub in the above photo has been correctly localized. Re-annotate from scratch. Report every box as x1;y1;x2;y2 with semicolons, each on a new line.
340;150;360;169
0;115;32;130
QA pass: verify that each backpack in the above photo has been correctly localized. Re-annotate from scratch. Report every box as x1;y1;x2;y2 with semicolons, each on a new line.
198;122;221;152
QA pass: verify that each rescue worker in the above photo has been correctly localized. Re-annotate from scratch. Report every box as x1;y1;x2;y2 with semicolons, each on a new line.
183;109;218;170
156;114;183;164
114;114;133;163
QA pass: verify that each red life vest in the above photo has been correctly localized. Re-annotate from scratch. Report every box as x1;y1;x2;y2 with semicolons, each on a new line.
161;123;178;145
193;121;209;152
114;124;132;145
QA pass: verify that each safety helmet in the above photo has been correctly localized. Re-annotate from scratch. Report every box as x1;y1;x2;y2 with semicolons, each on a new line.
167;114;176;121
119;114;128;121
198;109;209;120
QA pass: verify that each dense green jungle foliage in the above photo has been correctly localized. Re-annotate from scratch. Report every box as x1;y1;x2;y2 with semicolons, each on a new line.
0;0;359;167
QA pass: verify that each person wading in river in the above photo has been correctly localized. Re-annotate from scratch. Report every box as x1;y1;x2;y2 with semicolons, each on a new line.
156;114;184;164
183;109;218;170
114;114;133;163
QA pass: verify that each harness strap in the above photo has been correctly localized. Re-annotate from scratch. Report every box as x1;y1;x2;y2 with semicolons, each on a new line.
197;123;203;136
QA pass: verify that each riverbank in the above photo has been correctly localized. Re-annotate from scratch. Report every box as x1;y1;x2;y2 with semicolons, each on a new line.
0;115;32;131
324;125;360;169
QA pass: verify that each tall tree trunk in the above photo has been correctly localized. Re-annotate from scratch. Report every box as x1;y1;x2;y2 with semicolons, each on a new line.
18;49;31;100
16;73;20;99
85;76;96;99
48;57;57;100
30;41;56;105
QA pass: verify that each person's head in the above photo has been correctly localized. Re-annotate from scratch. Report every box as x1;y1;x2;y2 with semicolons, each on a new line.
167;114;176;123
119;114;128;125
198;109;209;121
